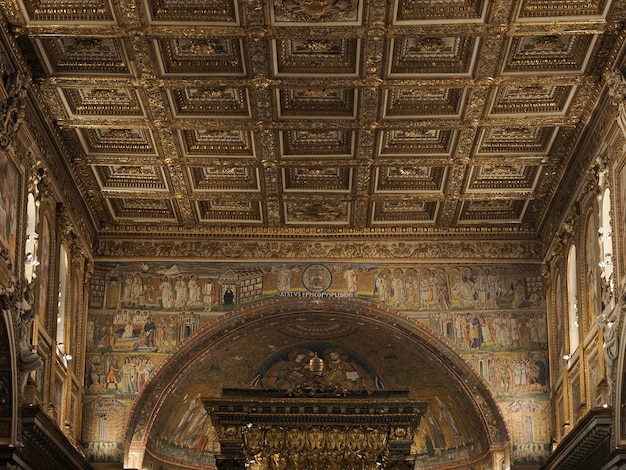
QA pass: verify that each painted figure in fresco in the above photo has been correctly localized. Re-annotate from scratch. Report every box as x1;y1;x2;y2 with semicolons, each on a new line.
469;316;484;349
374;272;388;302
130;273;143;307
223;287;234;305
169;393;202;444
424;406;446;450
277;265;291;293
434;396;462;444
160;276;173;310
144;317;156;347
452;270;476;307
121;274;133;306
175;275;188;309
203;279;213;311
187;274;201;306
436;271;451;310
343;265;358;294
324;350;361;391
121;357;135;394
266;349;313;389
105;356;120;392
390;271;405;307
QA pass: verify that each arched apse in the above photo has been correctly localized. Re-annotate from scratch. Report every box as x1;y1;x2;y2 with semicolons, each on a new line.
124;297;510;469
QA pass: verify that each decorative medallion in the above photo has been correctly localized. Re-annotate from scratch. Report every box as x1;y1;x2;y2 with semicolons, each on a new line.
302;264;332;292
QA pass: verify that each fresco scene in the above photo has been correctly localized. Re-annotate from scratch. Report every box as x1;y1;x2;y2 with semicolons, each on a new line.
85;261;549;466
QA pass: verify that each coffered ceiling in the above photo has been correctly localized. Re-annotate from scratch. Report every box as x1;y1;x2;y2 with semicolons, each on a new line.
2;0;625;239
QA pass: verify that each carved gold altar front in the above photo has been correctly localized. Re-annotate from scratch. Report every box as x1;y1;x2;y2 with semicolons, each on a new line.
207;393;426;470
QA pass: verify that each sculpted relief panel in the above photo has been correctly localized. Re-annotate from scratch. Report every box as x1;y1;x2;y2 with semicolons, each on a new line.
84;260;549;467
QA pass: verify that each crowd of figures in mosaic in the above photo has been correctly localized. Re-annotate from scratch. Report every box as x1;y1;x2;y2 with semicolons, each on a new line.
84;261;549;467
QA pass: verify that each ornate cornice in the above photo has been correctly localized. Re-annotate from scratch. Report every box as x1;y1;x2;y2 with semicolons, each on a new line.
94;236;542;262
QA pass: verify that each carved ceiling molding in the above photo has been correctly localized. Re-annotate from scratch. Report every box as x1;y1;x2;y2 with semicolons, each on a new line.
94;236;542;261
2;0;626;248
125;297;509;458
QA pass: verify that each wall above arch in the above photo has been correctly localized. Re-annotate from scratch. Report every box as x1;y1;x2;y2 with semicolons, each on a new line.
124;297;509;469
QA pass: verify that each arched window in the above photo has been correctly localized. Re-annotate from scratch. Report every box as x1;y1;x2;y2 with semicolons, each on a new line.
24;192;38;283
598;187;613;299
56;244;70;361
567;244;579;354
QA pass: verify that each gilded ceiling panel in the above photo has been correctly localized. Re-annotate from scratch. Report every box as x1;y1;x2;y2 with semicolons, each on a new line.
476;126;557;155
388;36;478;76
371;199;439;224
146;0;239;24
273;38;360;75
20;0;115;22
107;197;177;221
458;199;528;223
282;166;353;192
489;85;576;116
283;198;351;224
277;88;357;118
4;0;625;239
179;129;256;157
154;38;246;76
374;165;447;193
77;127;157;155
378;129;457;157
60;87;144;116
271;0;362;24
188;166;260;192
502;34;597;74
394;0;488;23
465;164;541;192
280;129;354;157
516;0;610;19
196;198;263;223
35;37;130;75
168;87;250;117
92;164;169;191
383;88;466;118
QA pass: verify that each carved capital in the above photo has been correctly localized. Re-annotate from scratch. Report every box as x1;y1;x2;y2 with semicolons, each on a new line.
0;72;27;148
606;70;626;106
